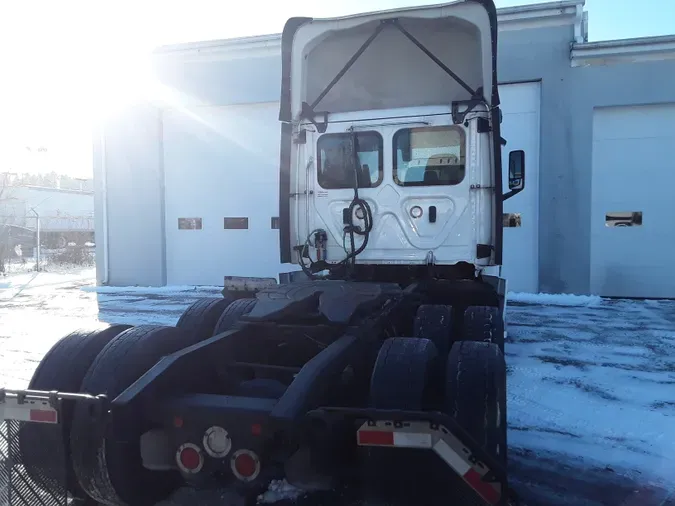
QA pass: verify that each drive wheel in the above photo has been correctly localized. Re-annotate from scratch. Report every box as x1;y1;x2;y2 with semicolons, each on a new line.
463;306;505;352
445;341;507;464
413;304;454;357
176;297;232;340
366;338;439;504
212;298;257;335
18;324;131;499
71;325;194;506
369;337;438;410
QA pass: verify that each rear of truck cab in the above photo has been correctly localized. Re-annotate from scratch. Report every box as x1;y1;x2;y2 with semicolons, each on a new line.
280;0;508;270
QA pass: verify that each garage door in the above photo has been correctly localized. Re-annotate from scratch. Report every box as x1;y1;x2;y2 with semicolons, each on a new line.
499;82;541;293
163;102;292;286
591;104;675;298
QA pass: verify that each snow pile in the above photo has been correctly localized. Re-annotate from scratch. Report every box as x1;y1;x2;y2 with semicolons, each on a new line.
81;284;221;295
508;291;603;307
257;480;306;504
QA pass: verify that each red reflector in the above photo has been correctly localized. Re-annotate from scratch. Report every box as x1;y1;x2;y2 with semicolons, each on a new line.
234;452;257;478
179;447;202;471
464;468;500;505
30;410;57;423
251;423;262;436
173;416;184;428
358;430;394;446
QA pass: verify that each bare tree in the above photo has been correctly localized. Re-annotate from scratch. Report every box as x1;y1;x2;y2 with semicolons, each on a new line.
0;179;9;274
0;173;18;274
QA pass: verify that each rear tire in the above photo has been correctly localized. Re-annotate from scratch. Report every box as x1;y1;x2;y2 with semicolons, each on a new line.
445;341;507;464
212;298;257;335
71;325;194;506
413;304;453;357
366;338;439;504
176;297;231;340
369;337;437;410
18;325;131;499
463;306;505;352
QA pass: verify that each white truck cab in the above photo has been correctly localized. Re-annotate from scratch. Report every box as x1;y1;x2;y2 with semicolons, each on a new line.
302;104;493;267
278;0;525;280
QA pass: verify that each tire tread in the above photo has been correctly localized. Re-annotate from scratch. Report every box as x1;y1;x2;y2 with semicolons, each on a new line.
176;297;231;340
414;304;453;356
212;298;257;335
71;325;194;505
463;306;504;351
370;337;437;410
20;325;130;498
446;341;506;462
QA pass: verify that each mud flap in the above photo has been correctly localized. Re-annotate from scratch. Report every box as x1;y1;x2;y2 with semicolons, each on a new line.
0;394;67;506
0;389;106;506
358;421;501;505
305;407;516;506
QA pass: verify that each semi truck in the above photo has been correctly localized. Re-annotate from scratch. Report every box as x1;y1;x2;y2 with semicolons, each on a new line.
0;1;526;504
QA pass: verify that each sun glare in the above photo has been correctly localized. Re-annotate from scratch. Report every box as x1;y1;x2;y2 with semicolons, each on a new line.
87;53;159;121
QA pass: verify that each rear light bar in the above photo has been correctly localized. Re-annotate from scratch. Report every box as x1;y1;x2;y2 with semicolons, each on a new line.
357;420;501;505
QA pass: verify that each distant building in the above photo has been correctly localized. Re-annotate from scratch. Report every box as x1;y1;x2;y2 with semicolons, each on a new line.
0;178;95;249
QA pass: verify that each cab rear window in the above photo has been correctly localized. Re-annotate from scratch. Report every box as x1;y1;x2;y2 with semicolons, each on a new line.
393;126;466;186
317;132;383;189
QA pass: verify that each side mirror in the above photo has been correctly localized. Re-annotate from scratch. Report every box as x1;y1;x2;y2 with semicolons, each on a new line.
504;150;525;200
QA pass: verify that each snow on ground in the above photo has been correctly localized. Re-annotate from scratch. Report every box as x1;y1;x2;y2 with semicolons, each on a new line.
81;284;222;295
257;480;306;504
0;265;93;293
505;298;675;504
0;268;220;388
1;270;675;505
507;291;603;307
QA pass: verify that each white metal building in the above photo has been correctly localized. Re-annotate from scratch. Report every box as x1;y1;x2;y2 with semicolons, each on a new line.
94;1;675;297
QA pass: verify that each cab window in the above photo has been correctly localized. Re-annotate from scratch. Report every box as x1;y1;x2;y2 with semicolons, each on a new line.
393;126;466;186
317;132;383;189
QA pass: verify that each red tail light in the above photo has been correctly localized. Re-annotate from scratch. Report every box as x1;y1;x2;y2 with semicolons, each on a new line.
176;443;203;474
230;449;261;481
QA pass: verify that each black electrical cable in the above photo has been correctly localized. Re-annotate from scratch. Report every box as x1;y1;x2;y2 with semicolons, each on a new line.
300;228;328;280
299;247;315;280
338;130;373;274
298;131;373;279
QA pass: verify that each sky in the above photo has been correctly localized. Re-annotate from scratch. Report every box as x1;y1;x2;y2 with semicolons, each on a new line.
0;0;672;178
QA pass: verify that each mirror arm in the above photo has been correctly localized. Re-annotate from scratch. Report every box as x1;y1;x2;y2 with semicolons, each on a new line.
503;188;523;201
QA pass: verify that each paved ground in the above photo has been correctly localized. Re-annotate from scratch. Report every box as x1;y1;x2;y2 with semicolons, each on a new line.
1;268;675;505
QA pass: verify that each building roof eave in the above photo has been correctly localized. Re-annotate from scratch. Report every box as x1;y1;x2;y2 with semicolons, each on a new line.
572;34;675;67
152;0;588;62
